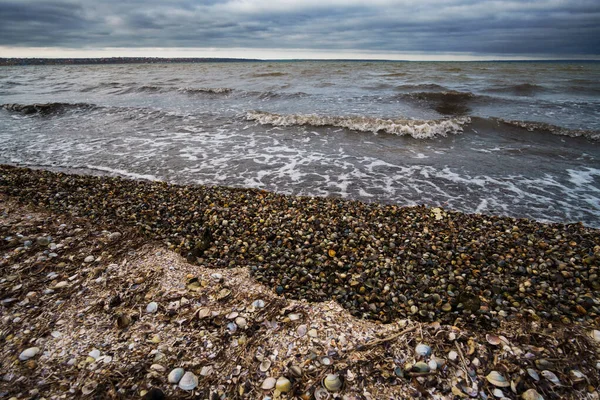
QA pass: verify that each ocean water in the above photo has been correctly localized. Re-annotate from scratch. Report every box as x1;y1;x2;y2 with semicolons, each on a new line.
1;61;599;227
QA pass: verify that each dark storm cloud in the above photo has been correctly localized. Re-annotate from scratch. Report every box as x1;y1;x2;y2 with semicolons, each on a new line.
0;0;598;55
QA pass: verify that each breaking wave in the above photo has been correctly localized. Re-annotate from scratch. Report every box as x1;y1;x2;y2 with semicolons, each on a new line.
178;87;233;95
399;90;477;115
246;111;471;139
494;118;600;141
1;102;97;115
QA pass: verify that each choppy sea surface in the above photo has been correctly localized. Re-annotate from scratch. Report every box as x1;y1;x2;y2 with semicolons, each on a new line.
1;61;599;226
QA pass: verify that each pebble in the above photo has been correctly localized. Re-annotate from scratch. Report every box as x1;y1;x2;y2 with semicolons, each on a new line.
84;255;95;263
146;302;158;313
19;347;40;361
168;368;185;383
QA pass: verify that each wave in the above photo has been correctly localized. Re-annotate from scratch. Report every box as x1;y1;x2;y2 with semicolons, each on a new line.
485;83;547;96
246;111;471;139
251;72;287;78
1;102;97;115
399;90;477;115
493;118;600;141
178;87;233;95
395;83;448;92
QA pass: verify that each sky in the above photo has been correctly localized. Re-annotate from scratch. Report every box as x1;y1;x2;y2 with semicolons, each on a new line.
0;0;599;60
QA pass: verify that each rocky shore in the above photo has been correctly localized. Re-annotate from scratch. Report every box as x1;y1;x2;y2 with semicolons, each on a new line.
0;165;599;399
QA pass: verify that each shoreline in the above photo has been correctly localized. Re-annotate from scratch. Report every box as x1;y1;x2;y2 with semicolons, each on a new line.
0;165;599;398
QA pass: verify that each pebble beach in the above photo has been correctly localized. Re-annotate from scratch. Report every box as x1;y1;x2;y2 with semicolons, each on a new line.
1;165;599;399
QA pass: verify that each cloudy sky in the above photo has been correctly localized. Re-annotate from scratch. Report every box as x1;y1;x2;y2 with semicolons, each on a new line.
0;0;599;59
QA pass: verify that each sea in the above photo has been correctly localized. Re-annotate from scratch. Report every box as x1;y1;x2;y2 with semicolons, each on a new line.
1;61;599;227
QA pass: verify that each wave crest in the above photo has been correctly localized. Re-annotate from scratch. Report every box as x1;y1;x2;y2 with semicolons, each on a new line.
495;118;600;140
246;111;470;139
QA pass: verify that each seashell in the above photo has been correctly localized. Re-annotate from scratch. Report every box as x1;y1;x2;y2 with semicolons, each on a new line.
415;343;432;357
486;334;501;345
252;299;265;308
19;347;40;361
323;374;343;392
288;313;301;321
210;273;223;282
146;302;158;313
569;369;586;383
448;350;458;361
116;312;131;329
261;377;276;390
320;356;333;366
217;288;231;301
521;389;544;400
259;359;272;372
200;366;213;376
197;308;211;319
150;364;166;372
411;362;430;373
227;322;237;332
314;387;330;400
541;370;560;385
235;317;247;329
289;365;302;377
88;349;101;360
486;371;510;387
178;371;198;391
297;324;307;337
226;312;239;319
492;388;505;398
527;368;539;381
428;359;438;371
590;330;600;342
168;368;185;383
276;376;292;393
328;249;336;257
535;359;554;370
81;381;97;395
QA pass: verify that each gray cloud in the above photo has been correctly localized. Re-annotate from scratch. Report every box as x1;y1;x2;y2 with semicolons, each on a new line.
0;0;598;56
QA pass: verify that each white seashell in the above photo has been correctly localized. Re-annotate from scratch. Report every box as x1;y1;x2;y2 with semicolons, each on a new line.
88;349;101;360
252;299;265;308
226;312;239;319
288;313;301;321
541;370;560;385
210;273;223;281
323;374;343;392
569;369;586;383
415;343;432;357
168;368;184;383
428;359;438;371
51;331;62;338
275;376;292;393
486;371;510;387
259;359;272;372
521;388;544;400
235;317;247;329
81;381;97;395
261;377;276;390
200;365;213;376
178;371;198;391
146;302;158;313
54;281;68;289
493;388;505;398
227;322;237;332
19;347;40;361
314;387;331;400
590;330;600;342
289;365;302;377
320;356;332;366
448;350;458;361
297;324;307;337
486;334;501;345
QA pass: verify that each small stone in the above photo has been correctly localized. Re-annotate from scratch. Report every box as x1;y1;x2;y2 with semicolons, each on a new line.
168;368;185;383
150;364;166;372
54;281;68;289
19;347;40;361
84;255;95;263
108;232;122;241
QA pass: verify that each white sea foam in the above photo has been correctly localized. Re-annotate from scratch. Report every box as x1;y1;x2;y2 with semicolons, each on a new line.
85;165;161;181
246;111;471;139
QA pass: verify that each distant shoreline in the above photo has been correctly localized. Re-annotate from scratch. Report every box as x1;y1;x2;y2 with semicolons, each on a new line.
1;57;599;66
